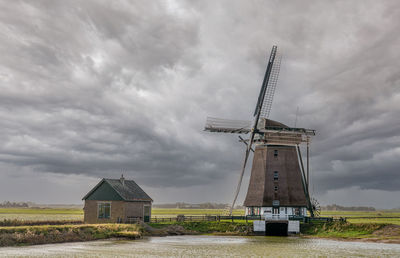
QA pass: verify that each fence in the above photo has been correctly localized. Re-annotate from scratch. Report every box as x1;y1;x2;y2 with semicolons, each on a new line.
150;215;262;223
126;217;141;224
304;217;346;223
149;215;346;223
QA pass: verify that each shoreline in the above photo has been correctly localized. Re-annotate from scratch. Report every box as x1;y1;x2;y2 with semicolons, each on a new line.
1;221;399;247
300;235;400;244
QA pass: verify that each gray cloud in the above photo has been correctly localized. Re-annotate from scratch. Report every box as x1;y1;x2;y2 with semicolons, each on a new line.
0;0;399;208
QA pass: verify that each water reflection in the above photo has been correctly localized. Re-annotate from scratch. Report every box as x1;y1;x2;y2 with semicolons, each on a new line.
1;235;400;257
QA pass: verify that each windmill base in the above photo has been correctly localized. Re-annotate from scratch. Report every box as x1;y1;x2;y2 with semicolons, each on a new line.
266;221;288;236
253;220;300;235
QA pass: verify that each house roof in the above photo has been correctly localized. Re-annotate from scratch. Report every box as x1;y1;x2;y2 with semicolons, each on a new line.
82;178;153;202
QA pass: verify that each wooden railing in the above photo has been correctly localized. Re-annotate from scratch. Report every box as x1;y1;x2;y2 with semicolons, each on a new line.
126;217;141;224
149;215;346;223
150;215;262;223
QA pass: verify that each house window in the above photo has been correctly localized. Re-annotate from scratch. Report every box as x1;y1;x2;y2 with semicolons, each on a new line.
98;203;111;219
274;150;278;157
274;186;278;192
274;171;279;180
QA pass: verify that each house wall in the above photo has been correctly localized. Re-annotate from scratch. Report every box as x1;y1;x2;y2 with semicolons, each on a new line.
124;201;152;220
83;200;125;224
84;200;152;223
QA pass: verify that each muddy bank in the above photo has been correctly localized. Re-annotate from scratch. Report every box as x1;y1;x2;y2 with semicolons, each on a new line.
0;224;141;247
146;221;253;236
301;222;400;244
146;222;400;244
143;224;197;236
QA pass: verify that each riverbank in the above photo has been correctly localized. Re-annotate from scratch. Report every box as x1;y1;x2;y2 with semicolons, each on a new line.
148;221;400;244
0;221;252;247
0;224;141;247
1;220;399;247
146;221;252;236
301;221;400;244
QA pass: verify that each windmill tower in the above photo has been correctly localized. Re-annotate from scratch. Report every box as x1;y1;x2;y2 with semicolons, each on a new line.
204;46;319;218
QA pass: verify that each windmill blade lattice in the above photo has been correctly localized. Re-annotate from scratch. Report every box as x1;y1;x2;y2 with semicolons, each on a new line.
259;52;281;119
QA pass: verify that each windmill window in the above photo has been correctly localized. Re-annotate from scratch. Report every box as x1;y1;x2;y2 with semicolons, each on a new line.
274;150;278;157
274;171;279;180
274;186;278;191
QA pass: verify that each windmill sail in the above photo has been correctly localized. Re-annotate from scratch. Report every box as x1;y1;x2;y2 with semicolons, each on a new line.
259;52;281;119
229;46;280;214
253;46;278;118
204;117;251;134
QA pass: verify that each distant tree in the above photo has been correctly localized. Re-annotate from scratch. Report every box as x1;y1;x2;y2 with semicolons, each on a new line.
0;201;29;208
322;204;375;211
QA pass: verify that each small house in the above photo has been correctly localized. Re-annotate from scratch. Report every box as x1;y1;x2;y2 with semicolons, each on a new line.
82;175;152;223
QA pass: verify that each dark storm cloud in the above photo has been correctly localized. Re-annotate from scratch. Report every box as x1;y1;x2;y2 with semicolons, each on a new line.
0;0;399;205
0;0;240;190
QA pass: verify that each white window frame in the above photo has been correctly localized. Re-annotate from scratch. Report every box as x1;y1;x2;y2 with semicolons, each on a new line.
97;202;111;219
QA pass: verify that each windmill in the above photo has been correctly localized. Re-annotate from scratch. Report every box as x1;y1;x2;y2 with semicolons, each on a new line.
204;46;318;218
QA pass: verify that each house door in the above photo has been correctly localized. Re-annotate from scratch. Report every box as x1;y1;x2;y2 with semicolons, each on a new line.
273;207;279;215
143;206;151;222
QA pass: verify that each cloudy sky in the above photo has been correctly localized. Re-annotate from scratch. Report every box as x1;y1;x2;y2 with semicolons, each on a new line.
0;0;399;209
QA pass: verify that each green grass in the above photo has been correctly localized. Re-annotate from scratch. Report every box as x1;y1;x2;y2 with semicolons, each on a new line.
0;208;83;215
147;221;252;234
319;210;400;225
321;210;400;217
347;218;400;225
0;208;84;222
301;221;386;239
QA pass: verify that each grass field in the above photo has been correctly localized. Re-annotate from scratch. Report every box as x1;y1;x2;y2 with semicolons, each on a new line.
320;211;400;217
0;208;83;221
0;208;399;225
320;211;400;225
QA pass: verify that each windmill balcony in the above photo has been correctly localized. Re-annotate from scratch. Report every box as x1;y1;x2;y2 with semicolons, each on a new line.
264;214;289;221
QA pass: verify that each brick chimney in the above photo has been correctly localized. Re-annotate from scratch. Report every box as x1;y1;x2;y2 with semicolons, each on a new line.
120;174;125;186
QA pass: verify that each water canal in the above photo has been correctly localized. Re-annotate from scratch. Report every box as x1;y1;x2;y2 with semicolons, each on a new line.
1;235;400;257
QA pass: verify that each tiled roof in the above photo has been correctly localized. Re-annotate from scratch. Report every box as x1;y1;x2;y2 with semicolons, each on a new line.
82;178;152;202
105;179;152;201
